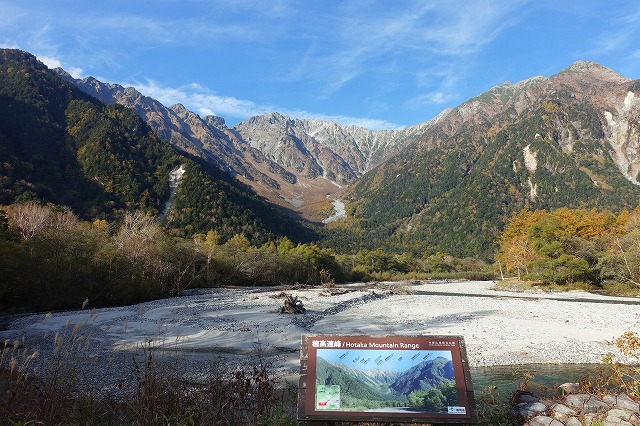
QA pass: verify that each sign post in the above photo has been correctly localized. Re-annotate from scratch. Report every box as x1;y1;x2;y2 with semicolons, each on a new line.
298;335;477;424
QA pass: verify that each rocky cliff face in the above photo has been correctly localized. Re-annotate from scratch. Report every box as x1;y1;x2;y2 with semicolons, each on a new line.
55;70;423;219
232;112;442;185
603;90;640;184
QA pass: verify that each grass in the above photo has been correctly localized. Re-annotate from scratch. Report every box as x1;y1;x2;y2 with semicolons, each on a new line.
6;335;638;425
1;324;300;426
1;326;520;425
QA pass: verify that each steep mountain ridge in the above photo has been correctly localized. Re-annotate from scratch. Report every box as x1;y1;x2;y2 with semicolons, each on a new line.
341;61;640;258
35;54;640;258
54;70;440;220
233;111;444;184
316;356;455;404
0;49;313;244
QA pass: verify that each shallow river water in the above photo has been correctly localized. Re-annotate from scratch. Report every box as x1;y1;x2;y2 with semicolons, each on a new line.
471;363;607;399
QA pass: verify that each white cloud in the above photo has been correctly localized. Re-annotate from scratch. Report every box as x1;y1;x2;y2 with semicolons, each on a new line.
587;5;640;56
132;80;264;118
284;110;403;130
0;41;19;49
37;55;62;68
413;91;459;106
66;67;86;79
36;55;85;78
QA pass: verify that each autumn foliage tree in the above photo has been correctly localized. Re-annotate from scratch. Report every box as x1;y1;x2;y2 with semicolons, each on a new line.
496;206;640;289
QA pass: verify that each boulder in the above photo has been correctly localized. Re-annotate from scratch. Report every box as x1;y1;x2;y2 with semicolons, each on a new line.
559;382;581;395
605;408;640;426
565;394;610;413
516;401;549;420
551;402;577;423
527;415;565;425
565;417;584;426
603;394;640;414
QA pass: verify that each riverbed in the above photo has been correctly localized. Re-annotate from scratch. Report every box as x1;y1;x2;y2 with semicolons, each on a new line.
2;281;639;388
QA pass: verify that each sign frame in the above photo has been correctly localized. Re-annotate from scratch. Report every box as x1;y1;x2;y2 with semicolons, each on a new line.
298;334;477;424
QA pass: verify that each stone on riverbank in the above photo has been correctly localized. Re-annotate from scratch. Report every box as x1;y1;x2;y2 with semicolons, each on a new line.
517;390;640;426
559;382;580;395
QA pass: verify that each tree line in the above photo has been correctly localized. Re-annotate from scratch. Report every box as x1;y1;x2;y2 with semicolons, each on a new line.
0;201;493;313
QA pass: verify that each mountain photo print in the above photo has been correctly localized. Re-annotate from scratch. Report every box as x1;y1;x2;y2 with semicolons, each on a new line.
315;348;458;414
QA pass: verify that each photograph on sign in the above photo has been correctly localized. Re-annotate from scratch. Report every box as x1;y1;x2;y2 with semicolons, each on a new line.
300;335;476;423
316;348;460;413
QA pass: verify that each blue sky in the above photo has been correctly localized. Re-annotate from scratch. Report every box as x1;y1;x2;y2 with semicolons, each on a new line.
318;348;451;372
2;1;640;130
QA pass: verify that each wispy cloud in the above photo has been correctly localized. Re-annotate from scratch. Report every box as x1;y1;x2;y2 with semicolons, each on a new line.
587;5;640;57
130;80;260;118
0;1;27;29
412;91;459;106
129;79;402;130
0;41;19;50
296;0;528;103
37;55;85;78
285;110;403;131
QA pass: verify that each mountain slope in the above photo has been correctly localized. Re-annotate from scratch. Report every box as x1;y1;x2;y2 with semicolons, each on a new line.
390;357;454;395
47;55;640;259
0;49;175;216
0;49;314;244
54;70;443;221
314;355;456;407
341;61;640;259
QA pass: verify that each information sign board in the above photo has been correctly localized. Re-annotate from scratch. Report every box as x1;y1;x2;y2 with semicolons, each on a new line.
298;335;477;424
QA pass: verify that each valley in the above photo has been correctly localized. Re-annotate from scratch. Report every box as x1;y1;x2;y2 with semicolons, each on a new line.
3;4;640;423
53;57;640;259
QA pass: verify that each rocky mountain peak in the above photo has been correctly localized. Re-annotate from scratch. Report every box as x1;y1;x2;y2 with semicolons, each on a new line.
204;115;227;130
561;60;630;83
169;103;190;115
53;56;640;237
248;112;291;126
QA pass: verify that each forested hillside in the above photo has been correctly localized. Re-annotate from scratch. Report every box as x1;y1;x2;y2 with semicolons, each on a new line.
4;47;640;283
0;49;314;245
495;206;640;291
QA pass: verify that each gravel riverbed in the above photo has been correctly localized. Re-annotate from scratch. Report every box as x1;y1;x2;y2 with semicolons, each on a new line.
2;281;639;389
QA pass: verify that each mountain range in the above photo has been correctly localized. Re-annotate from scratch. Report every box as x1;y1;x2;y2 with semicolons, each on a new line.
315;356;455;406
345;61;640;256
3;48;640;259
0;49;313;245
55;68;441;222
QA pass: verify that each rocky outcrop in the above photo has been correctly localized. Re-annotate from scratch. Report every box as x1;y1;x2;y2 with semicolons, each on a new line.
232;111;444;185
342;60;640;258
604;91;640;184
55;61;640;242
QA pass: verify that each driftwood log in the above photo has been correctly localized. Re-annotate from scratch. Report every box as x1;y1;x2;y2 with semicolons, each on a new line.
280;294;306;314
